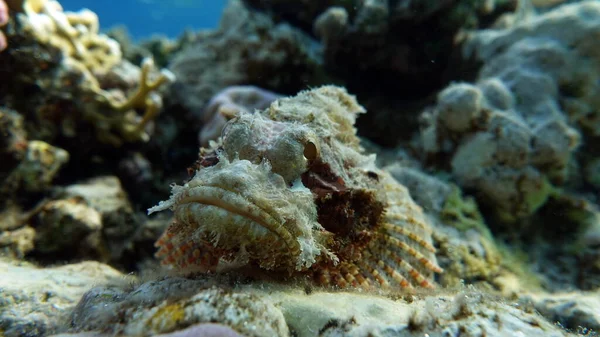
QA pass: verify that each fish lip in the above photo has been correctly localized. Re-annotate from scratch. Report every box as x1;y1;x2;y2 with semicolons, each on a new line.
175;184;297;250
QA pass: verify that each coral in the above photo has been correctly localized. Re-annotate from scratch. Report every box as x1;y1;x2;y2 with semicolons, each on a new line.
4;140;69;193
0;0;175;147
86;57;175;145
420;2;600;228
199;85;282;146
167;0;325;121
150;86;442;289
0;225;35;258
242;0;518;145
9;0;121;74
422;79;576;223
460;1;600;204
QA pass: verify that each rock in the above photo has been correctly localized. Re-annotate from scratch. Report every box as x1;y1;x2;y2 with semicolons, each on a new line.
527;292;600;332
0;108;28;196
32;197;104;259
271;288;566;337
65;276;570;337
61;176;140;261
68;278;289;337
420;2;600;224
0;259;124;337
9;140;70;193
0;225;35;258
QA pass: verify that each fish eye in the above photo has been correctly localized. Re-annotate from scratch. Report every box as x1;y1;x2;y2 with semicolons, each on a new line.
366;171;379;181
303;141;319;161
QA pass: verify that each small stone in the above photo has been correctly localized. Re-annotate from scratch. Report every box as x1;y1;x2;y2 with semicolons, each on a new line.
528;292;600;332
0;259;124;337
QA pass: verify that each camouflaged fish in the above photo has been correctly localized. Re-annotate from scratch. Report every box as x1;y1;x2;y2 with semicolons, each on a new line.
148;86;442;289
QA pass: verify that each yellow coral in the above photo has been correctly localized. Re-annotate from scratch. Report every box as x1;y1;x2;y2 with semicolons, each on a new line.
14;0;121;74
85;57;175;145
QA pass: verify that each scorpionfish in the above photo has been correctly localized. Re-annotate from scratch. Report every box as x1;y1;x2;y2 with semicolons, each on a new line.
149;86;443;289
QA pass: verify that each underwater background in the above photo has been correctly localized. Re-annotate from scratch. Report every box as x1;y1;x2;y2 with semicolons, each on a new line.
61;0;226;38
1;0;600;336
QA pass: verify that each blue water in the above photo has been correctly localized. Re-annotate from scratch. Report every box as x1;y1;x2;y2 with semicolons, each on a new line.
60;0;227;40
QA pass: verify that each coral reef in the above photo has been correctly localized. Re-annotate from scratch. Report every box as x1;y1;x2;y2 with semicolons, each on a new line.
150;86;442;289
241;0;518;146
167;0;325;122
420;2;600;226
464;1;600;200
414;1;600;296
243;0;515;89
0;0;175;147
421;80;575;223
1;0;600;336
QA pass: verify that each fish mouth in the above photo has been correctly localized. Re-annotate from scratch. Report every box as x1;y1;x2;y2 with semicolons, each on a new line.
176;185;298;251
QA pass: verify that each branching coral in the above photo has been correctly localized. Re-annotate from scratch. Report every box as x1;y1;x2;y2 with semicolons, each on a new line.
10;0;121;73
84;57;175;145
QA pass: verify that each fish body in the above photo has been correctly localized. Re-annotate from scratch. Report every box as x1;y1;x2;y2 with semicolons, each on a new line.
149;86;442;289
